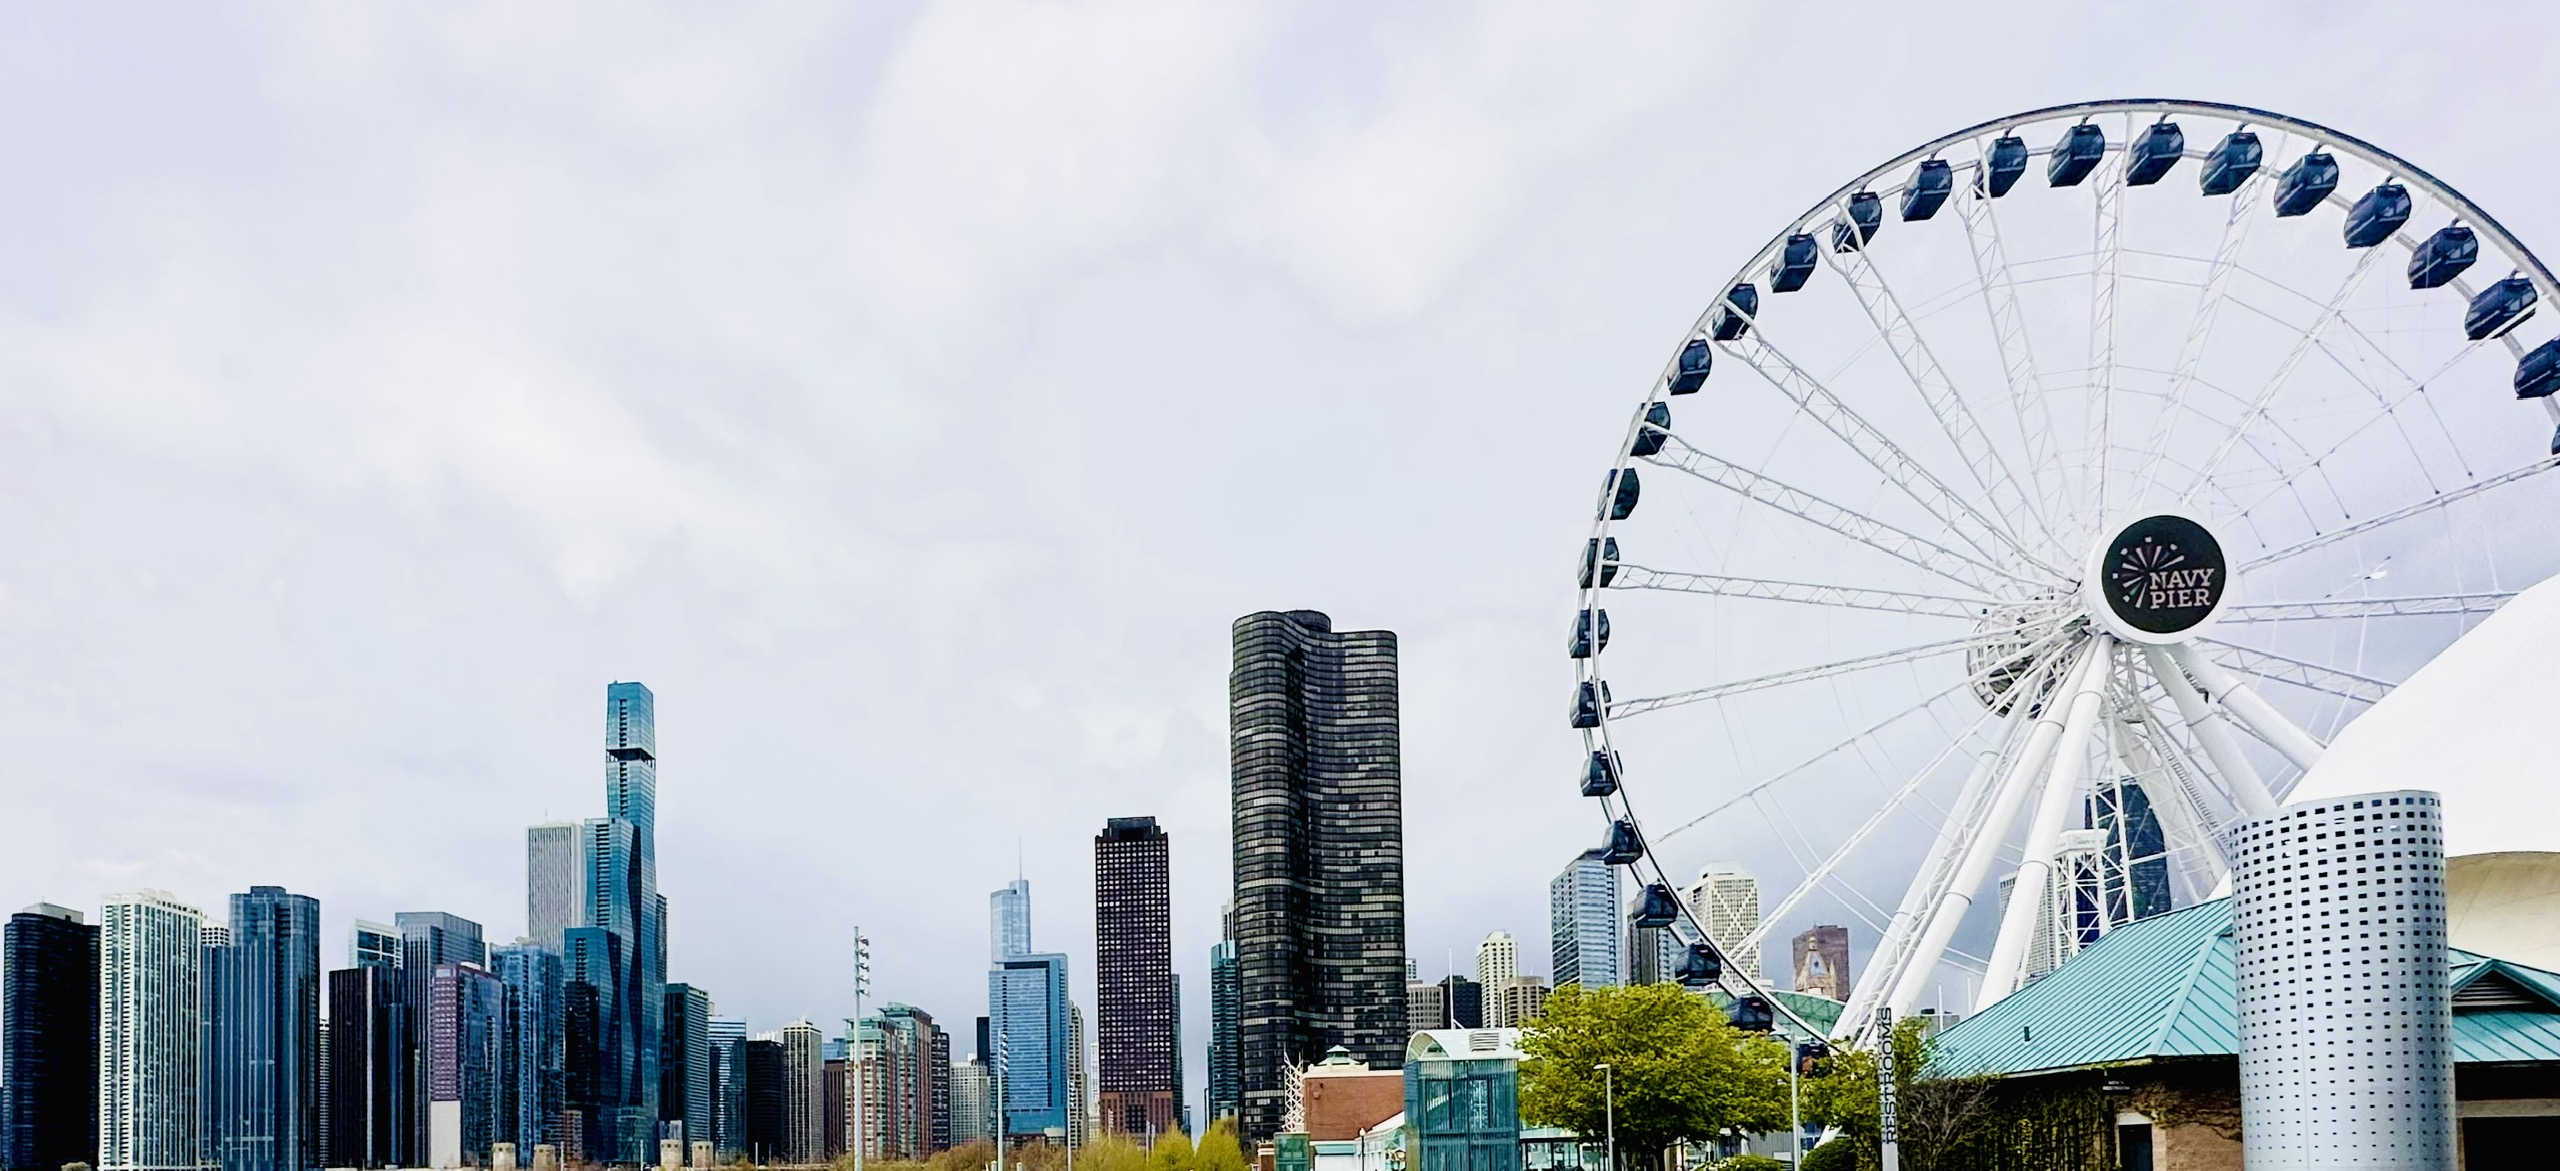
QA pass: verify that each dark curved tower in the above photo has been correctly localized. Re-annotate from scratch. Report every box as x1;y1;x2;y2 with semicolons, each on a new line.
1229;610;1403;1141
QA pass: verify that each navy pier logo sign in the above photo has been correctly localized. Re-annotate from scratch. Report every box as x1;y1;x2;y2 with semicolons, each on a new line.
2102;515;2226;636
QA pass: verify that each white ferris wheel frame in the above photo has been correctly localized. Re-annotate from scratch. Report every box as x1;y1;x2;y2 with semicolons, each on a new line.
1571;99;2560;1049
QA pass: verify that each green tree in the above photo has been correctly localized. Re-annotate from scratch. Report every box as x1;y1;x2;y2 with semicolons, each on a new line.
1147;1129;1196;1171
1070;1135;1148;1171
1518;984;1789;1171
1798;1018;1999;1171
1193;1120;1248;1171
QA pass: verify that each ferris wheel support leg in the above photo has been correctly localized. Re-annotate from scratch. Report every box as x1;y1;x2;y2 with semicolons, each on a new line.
2168;643;2326;774
1977;636;2116;1011
1883;640;2104;1022
1841;699;2029;1041
2142;645;2280;821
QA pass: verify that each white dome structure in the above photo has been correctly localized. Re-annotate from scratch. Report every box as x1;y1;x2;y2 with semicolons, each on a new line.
2289;572;2560;857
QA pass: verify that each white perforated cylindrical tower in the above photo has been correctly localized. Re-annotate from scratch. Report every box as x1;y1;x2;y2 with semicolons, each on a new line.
2229;789;2453;1169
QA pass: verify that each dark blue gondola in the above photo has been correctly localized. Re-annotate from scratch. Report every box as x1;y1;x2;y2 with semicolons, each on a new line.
1600;819;1645;865
2272;152;2339;217
1630;883;1680;929
1901;160;1954;221
2048;124;2105;187
1769;234;1819;293
1568;608;1611;659
2126;121;2185;186
1580;750;1621;798
1710;283;1759;341
1580;537;1620;588
1670;339;1712;395
2518;338;2560;399
1601;467;1640;520
1570;680;1607;729
1832;192;1883;252
2344;184;2412;249
2408;225;2478;290
1983;135;2029;197
1629;402;1671;457
1729;995;1775;1032
1673;942;1722;988
1794;1041;1831;1076
2199;130;2262;195
2465;277;2538;341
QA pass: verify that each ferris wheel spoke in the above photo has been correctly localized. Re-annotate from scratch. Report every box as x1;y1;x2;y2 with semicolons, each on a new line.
2088;140;2129;526
2195;639;2394;705
1643;436;2020;594
2133;166;2272;503
1741;702;2004;958
1955;163;2068;532
1606;625;2050;719
2240;452;2560;570
1818;214;2053;547
1719;326;2066;579
1612;564;1988;619
2221;592;2515;622
2182;242;2393;502
2218;340;2493;525
1650;683;1971;846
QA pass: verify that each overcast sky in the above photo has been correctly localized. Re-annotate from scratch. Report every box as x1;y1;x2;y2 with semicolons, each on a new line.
3;0;2555;1112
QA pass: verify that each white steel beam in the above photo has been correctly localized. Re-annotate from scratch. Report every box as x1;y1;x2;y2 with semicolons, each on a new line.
2143;644;2279;820
1978;636;2116;1009
2172;642;2326;773
1885;639;2103;1019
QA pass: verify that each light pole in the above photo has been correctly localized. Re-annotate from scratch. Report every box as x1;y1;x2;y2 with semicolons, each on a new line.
1593;1063;1614;1171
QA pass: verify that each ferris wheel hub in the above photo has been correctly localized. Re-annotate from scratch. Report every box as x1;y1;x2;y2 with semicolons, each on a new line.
2082;512;2231;645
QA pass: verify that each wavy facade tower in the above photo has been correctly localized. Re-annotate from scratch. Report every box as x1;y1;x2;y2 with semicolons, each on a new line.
2230;790;2454;1169
1229;610;1404;1141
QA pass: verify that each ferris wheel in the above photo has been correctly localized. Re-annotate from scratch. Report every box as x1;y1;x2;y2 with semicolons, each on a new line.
1570;99;2560;1045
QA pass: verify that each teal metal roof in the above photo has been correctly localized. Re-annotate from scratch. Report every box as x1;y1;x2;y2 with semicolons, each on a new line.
1925;898;2560;1079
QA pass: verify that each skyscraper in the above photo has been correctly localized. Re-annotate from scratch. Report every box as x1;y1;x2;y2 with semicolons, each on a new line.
427;963;503;1168
985;954;1068;1139
491;943;564;1153
737;1038;785;1163
5;903;99;1171
1402;981;1441;1038
1066;1003;1090;1147
397;912;485;1164
1434;976;1481;1030
1549;849;1621;991
866;1005;944;1159
325;965;407;1168
526;824;582;954
948;1058;992;1147
1229;610;1405;1140
780;1022;825;1164
100;890;204;1171
1790;927;1852;1001
990;881;1031;964
349;922;400;972
661;984;713;1145
207;887;323;1171
573;680;668;1162
1684;865;1762;981
1205;934;1239;1125
1093;817;1177;1138
708;1016;748;1159
1474;933;1518;1027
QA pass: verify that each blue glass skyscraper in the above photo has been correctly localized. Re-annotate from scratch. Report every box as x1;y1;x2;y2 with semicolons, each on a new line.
990;881;1030;963
427;963;503;1167
986;955;1069;1139
207;887;322;1171
4;903;99;1171
490;944;563;1153
563;680;666;1163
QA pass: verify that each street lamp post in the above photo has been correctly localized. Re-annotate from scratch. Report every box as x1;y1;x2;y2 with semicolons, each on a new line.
1593;1063;1614;1171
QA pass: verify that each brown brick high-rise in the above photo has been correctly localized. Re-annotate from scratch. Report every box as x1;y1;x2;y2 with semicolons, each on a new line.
1230;610;1405;1141
1094;817;1178;1139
